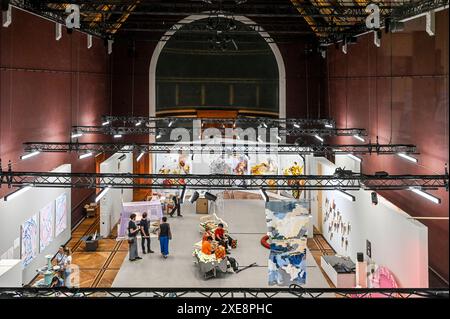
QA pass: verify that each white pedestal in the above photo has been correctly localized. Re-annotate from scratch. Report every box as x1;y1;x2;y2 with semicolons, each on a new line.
0;259;22;287
320;256;356;288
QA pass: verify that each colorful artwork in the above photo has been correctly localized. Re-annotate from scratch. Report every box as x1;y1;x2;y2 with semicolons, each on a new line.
251;158;278;175
210;154;248;175
266;201;309;286
39;202;54;252
55;193;67;237
21;214;38;267
282;162;304;199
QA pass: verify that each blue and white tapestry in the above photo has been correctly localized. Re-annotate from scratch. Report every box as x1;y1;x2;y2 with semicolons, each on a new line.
266;201;309;286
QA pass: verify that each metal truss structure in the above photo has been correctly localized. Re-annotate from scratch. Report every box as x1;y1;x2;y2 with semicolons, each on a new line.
9;0;449;44
23;141;418;156
71;125;368;137
101;115;336;129
1;169;448;191
0;287;447;298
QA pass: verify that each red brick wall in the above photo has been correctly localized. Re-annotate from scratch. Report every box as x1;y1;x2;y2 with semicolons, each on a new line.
327;10;449;282
0;7;112;227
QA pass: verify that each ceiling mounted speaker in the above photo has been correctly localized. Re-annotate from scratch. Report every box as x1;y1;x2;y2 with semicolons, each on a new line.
204;192;217;202
371;192;378;205
389;21;405;33
190;191;199;203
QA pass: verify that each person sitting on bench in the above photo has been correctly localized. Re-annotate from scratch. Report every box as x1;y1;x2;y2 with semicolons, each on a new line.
201;236;215;255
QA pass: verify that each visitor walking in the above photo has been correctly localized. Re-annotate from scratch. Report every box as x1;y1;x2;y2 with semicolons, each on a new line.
169;194;182;217
139;212;154;254
128;214;142;261
158;216;172;258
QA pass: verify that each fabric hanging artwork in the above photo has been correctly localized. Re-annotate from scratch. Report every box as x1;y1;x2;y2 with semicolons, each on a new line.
55;193;67;237
21;214;39;267
266;200;309;286
39;201;54;252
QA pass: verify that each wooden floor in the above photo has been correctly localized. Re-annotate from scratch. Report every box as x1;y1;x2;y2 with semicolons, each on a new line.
65;215;128;288
31;193;336;288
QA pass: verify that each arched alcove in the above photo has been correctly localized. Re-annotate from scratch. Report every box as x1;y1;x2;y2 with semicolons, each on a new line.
149;15;286;118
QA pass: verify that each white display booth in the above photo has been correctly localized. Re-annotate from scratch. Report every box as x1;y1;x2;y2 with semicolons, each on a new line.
309;156;429;288
99;153;133;237
0;164;72;285
152;138;313;237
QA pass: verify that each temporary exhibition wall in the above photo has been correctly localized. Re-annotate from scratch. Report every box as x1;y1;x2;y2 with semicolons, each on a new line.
0;164;72;285
310;156;428;288
99;153;133;237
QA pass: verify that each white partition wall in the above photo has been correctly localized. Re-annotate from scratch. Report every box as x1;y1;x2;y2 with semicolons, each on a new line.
0;164;72;285
311;156;429;288
99;153;133;237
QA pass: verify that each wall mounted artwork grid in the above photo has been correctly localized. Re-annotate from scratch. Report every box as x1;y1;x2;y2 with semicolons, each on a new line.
20;193;68;267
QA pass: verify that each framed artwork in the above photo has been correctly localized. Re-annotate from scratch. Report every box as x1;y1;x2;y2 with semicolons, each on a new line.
39;202;54;252
55;193;67;237
21;214;38;267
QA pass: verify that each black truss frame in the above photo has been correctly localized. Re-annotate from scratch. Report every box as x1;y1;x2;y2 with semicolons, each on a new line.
71;125;368;137
102;115;336;128
23;141;418;156
10;0;449;43
1;169;448;191
0;287;448;299
325;0;449;43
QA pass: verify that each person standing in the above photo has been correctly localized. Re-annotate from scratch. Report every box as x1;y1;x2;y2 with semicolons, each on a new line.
139;212;154;254
158;216;172;259
63;247;72;287
169;194;182;217
128;214;142;261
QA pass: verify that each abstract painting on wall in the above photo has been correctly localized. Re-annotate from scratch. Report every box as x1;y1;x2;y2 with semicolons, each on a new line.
21;214;38;267
266;200;309;286
39;202;54;252
55;193;67;237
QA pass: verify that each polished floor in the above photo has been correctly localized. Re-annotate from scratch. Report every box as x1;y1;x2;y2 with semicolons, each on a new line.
112;199;334;288
30;192;336;288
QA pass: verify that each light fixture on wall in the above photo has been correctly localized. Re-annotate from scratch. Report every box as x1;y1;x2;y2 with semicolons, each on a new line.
79;152;93;159
204;192;217;202
168;121;174;127
353;135;365;142
260;188;269;202
189;191;200;203
397;153;418;163
337;190;356;202
135;121;142;127
276;135;282;141
156;133;162;139
113;134;122;139
293;123;300;128
95;187;111;203
314;135;324;143
325;123;334;128
136;152;145;162
409;187;441;204
102;121;110;126
4;186;32;202
20;151;40;160
71;133;83;139
262;122;268;128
